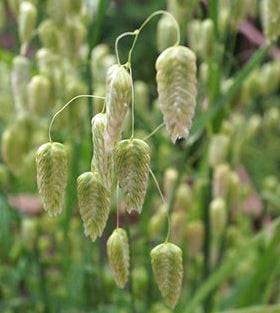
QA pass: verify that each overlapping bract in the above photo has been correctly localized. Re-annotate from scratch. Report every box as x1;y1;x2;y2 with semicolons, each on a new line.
105;64;132;152
36;142;68;216
91;113;113;190
151;242;183;308
77;171;110;242
107;228;130;288
156;45;197;143
114;138;150;214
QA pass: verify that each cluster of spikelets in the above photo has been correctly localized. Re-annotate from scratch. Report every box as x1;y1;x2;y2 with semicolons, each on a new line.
35;13;197;308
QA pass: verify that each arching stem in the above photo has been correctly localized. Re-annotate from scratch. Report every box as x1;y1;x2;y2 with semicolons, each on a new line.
48;94;105;142
143;122;165;141
149;168;171;243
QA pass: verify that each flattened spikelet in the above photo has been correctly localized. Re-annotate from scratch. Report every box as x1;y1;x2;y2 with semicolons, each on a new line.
114;138;150;214
107;228;130;288
156;45;197;143
105;64;132;152
77;171;110;242
91;113;113;190
36;142;68;216
262;0;280;43
151;242;183;309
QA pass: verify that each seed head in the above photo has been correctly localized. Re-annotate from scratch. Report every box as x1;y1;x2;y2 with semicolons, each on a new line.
107;228;130;288
151;242;183;308
156;45;197;143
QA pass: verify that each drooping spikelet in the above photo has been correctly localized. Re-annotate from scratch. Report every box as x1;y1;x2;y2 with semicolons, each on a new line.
107;228;130;288
262;0;280;43
11;55;31;111
156;15;178;53
105;64;132;152
156;45;197;143
36;142;68;217
150;242;183;308
18;1;37;50
77;171;110;241
114;138;150;214
91;113;113;190
1;112;33;174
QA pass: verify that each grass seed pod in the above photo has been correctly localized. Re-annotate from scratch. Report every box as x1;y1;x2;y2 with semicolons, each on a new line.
200;19;214;59
163;168;178;200
68;0;82;13
157;15;178;53
187;20;201;55
148;204;167;239
185;220;205;257
77;171;110;241
38;19;60;50
36;142;68;217
107;228;130;288
18;1;37;48
262;0;280;42
175;183;193;211
170;211;187;244
91;113;113;190
210;197;227;235
28;75;51;116
212;163;230;199
1;113;33;174
151;242;183;308
105;64;132;152
114;138;150;214
208;134;230;168
134;80;149;110
47;0;68;26
156;45;197;143
167;0;186;25
11;56;31;111
63;19;87;61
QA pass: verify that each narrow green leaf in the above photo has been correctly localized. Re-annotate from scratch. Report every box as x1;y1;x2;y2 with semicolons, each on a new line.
237;225;280;307
0;194;12;253
89;0;110;51
182;217;280;313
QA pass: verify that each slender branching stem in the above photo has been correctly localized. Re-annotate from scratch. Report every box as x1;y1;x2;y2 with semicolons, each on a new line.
48;94;105;142
149;168;171;243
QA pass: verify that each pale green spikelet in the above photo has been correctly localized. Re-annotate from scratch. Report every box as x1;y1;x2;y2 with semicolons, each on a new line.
150;242;183;308
18;1;37;49
107;228;130;288
157;15;178;53
77;171;111;241
36;142;68;217
11;56;31;111
105;64;132;152
210;197;227;235
1;113;34;174
262;0;280;43
28;74;51;116
156;45;197;143
114;138;150;214
38;19;60;50
91;113;113;190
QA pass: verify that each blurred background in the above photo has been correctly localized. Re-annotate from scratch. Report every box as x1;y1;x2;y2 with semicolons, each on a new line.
1;0;280;312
